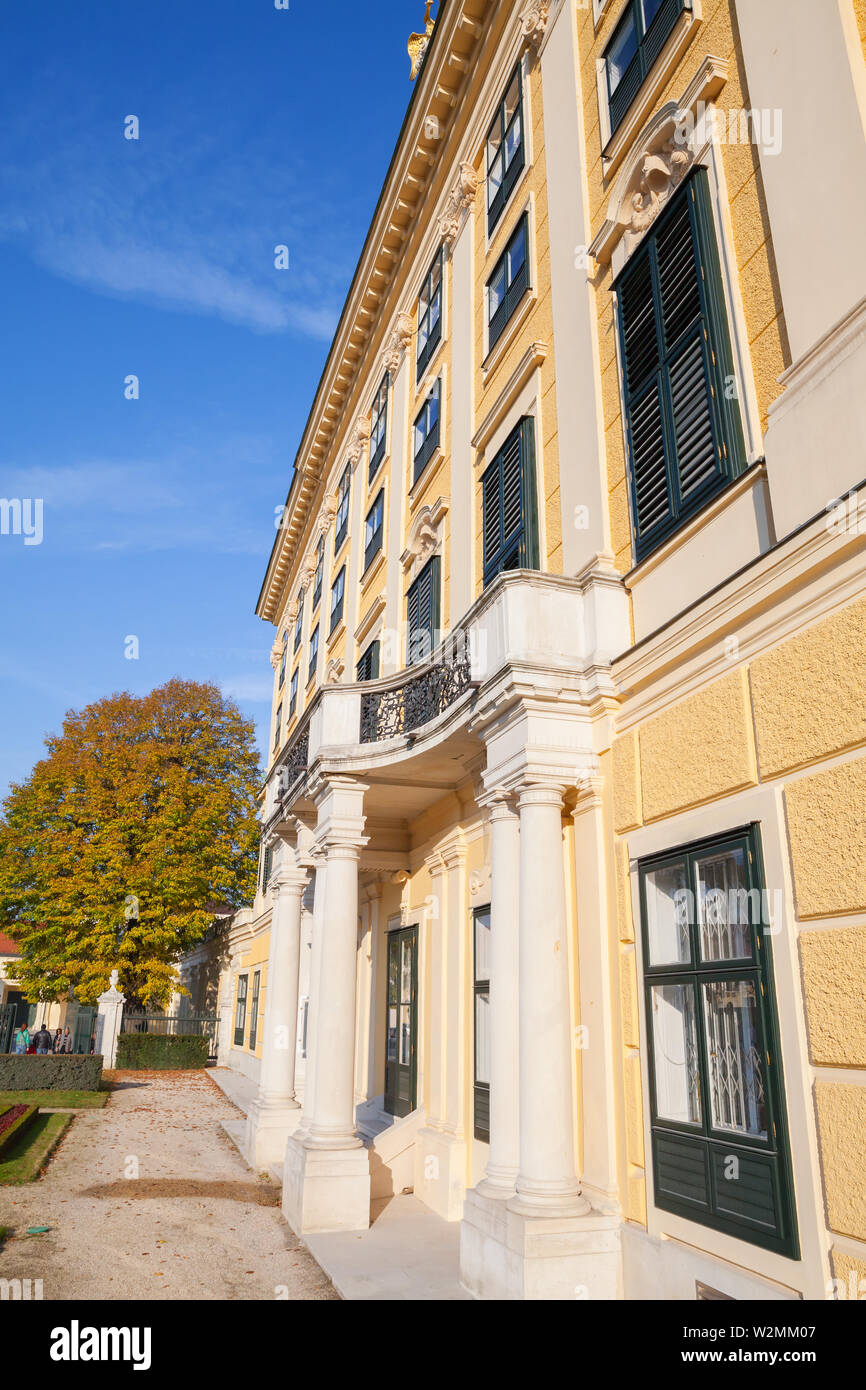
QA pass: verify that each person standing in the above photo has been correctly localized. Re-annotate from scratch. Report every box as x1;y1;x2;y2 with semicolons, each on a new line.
13;1024;29;1054
34;1023;52;1055
60;1026;74;1053
52;1027;63;1053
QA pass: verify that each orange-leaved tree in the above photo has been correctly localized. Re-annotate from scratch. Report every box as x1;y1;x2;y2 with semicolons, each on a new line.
0;679;261;1006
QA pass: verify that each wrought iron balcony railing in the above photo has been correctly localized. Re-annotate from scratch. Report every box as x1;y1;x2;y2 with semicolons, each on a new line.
360;633;475;743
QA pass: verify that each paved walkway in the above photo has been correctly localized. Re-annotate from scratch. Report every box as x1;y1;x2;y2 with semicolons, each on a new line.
0;1071;337;1301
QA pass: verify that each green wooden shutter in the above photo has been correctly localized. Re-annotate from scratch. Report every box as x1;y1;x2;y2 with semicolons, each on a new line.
519;415;539;569
407;556;440;665
616;169;744;560
356;640;381;682
482;419;538;585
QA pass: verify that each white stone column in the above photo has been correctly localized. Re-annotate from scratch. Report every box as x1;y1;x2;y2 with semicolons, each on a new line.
296;854;325;1136
510;782;588;1218
282;777;371;1233
95;971;126;1068
244;861;309;1169
572;778;621;1214
477;792;520;1197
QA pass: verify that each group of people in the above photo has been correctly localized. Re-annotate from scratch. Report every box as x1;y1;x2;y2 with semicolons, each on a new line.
13;1023;75;1055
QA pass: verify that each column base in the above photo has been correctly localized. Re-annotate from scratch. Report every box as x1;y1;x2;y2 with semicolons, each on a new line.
243;1096;302;1172
281;1134;371;1234
460;1187;622;1300
413;1126;467;1222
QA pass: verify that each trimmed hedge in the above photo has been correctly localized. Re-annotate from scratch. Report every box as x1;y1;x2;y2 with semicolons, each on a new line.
115;1033;210;1070
0;1105;39;1157
0;1054;104;1091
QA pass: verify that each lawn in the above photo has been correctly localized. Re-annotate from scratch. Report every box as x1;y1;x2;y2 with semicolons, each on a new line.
0;1089;109;1110
0;1112;73;1184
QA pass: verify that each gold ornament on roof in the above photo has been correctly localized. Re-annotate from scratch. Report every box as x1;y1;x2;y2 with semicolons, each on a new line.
409;2;436;81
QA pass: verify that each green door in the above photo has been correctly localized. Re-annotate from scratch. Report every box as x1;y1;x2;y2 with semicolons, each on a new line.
385;926;418;1118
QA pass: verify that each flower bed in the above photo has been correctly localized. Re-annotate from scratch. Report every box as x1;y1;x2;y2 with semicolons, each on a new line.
0;1103;39;1157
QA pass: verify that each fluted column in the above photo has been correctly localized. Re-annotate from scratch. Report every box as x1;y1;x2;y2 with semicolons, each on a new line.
509;782;589;1218
257;864;308;1107
477;791;520;1197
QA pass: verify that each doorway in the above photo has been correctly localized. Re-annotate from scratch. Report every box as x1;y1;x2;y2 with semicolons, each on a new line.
385;925;418;1118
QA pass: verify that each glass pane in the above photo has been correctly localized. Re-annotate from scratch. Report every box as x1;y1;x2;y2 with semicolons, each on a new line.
608;10;638;93
414;417;426;457
475;991;490;1084
504;72;520;126
399;1005;411;1065
388;942;399;1004
642;0;665;30
508;222;526;284
644;860;691;966
418;317;429;354
387;1006;397;1061
489;265;506;321
419;281;429;318
430;285;441;330
504;110;522;170
428;388;439;431
696;847;753;962
475;910;491;985
401;938;413;1004
487;148;503;206
430;257;441;295
650;982;701;1124
702;980;767;1139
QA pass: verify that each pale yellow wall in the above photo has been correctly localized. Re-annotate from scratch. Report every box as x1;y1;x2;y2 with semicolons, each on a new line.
230;927;270;1057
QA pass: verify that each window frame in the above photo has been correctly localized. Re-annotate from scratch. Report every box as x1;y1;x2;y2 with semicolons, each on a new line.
486;63;525;236
356;639;381;683
406;554;441;667
248;969;261;1052
614;168;746;564
638;824;798;1258
288;666;299;719
604;0;687;139
273;703;282;750
416;247;444;381
278;630;288;689
293;595;304;653
364;490;385;573
473;905;491;1143
334;465;351;556
234;974;248;1048
412;378;441;486
312;534;324;610
486;212;530;353
329;566;345;635
481;416;539;587
308;624;319;684
369;373;390;482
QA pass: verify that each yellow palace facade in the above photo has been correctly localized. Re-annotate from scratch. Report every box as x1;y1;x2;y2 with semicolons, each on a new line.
182;0;866;1300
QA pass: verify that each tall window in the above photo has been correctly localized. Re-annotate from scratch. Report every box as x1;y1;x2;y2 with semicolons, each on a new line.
605;0;686;137
330;566;345;634
417;248;443;380
364;490;384;572
487;214;529;352
273;703;282;750
474;907;491;1142
234;975;248;1047
413;378;441;485
369;373;389;481
278;630;288;689
312;534;324;609
356;640;381;682
249;970;261;1051
293;594;304;652
334;465;351;555
308;624;319;683
639;826;797;1257
487;64;524;234
615;169;745;562
482;417;538;586
406;555;440;666
288;667;299;719
261;843;273;893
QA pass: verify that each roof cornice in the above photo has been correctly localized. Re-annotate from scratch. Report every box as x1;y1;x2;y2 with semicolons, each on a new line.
256;0;493;625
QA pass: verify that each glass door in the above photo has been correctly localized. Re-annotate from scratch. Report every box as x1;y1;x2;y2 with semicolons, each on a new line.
385;926;418;1117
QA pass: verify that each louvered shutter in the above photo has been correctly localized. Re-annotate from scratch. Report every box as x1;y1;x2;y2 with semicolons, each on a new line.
482;418;538;585
616;169;743;560
407;556;440;665
356;641;380;683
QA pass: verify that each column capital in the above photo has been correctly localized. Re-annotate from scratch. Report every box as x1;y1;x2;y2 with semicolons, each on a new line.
515;780;567;811
270;864;310;899
571;773;606;818
478;786;519;819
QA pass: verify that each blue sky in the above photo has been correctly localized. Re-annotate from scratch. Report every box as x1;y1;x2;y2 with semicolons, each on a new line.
0;0;423;799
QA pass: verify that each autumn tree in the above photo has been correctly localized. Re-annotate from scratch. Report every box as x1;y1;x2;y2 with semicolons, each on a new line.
0;679;262;1007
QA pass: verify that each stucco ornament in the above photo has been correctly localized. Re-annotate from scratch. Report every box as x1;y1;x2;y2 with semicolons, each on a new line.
439;162;479;244
402;498;448;582
326;657;345;685
519;0;550;49
382;312;414;374
346;414;371;467
622;138;693;247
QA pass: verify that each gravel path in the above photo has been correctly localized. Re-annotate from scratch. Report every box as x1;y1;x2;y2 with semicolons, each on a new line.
0;1071;337;1301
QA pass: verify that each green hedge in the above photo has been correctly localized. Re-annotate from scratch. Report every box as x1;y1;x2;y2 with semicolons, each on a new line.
115;1033;210;1070
0;1105;39;1157
0;1054;104;1091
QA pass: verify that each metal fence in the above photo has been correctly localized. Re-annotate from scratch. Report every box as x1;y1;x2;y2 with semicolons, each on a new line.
120;1013;219;1060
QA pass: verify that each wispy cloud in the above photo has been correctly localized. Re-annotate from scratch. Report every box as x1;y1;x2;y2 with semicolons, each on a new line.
221;675;275;704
